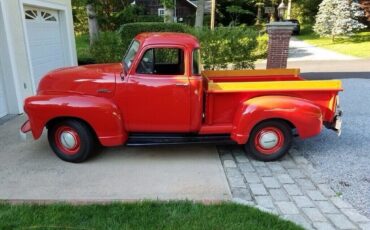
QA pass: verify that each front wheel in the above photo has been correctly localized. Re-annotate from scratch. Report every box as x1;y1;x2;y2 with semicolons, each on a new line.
48;120;95;163
244;120;293;161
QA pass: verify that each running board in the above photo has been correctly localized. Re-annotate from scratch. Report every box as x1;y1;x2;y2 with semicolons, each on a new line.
126;133;235;146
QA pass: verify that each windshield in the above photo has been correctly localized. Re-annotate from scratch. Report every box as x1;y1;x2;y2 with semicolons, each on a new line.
123;40;140;69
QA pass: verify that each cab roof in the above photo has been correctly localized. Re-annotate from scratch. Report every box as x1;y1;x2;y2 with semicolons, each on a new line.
134;32;200;49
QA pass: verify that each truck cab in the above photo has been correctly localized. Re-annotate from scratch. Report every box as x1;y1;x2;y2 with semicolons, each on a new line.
117;33;203;132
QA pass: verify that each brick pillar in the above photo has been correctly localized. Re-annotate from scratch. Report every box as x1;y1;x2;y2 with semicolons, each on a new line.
266;22;294;69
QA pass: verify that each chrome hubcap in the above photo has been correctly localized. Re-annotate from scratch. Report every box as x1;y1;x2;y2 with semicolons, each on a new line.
259;131;279;149
60;131;77;149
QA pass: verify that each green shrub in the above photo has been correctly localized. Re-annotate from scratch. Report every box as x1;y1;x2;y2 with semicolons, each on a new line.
195;26;259;70
90;31;123;63
94;23;267;69
119;22;192;51
253;33;268;60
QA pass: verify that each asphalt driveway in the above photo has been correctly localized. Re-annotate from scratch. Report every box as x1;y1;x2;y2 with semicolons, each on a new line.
0;117;231;201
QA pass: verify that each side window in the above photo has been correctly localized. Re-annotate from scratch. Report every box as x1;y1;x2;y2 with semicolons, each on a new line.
137;48;184;75
192;48;201;75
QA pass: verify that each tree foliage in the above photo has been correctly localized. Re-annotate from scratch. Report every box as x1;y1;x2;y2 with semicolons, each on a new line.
216;0;257;26
72;0;161;32
314;0;367;40
290;0;323;24
226;5;254;26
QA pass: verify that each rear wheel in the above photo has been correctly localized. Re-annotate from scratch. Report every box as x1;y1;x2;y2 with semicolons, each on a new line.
48;120;94;163
244;120;292;161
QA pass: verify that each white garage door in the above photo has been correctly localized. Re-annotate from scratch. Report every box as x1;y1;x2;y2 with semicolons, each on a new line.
24;6;65;88
0;20;8;118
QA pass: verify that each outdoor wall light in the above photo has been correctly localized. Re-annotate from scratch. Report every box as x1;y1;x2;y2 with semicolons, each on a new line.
278;0;287;21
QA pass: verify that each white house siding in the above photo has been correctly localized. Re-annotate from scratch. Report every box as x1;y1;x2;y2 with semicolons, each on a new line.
0;0;77;118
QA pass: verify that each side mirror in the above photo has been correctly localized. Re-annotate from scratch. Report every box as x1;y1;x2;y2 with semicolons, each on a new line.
120;71;126;80
120;63;127;80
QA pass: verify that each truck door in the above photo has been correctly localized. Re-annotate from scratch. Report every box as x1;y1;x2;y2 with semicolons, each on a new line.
123;46;191;132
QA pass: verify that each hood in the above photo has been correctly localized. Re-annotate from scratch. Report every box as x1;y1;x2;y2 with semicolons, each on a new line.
37;63;122;98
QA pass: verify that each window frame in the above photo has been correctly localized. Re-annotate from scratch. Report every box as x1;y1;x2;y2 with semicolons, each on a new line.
133;45;186;77
158;8;165;17
123;39;141;71
192;48;201;76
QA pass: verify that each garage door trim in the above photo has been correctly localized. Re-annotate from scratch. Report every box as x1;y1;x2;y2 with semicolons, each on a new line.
19;0;76;93
0;0;23;115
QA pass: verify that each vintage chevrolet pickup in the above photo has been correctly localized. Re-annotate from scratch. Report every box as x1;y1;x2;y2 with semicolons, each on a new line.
21;32;343;163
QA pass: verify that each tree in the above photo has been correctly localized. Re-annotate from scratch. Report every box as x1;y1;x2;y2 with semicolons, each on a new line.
290;0;322;24
314;0;367;41
86;2;99;46
195;0;205;27
226;5;254;25
216;0;256;26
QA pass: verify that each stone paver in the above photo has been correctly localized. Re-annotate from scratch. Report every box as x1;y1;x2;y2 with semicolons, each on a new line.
302;208;327;222
296;179;316;190
284;184;303;196
255;196;275;210
231;187;252;201
307;190;327;201
270;189;290;201
342;209;370;223
243;172;261;184
293;196;315;208
219;146;369;230
285;215;313;230
317;184;336;197
359;223;370;230
262;177;281;189
327;214;357;230
313;222;336;230
249;184;268;196
255;166;272;177
277;174;295;184
316;201;340;214
223;159;237;168
276;201;300;215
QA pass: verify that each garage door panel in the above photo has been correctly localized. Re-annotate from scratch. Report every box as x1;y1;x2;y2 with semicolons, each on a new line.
0;14;8;118
24;6;66;88
30;47;64;61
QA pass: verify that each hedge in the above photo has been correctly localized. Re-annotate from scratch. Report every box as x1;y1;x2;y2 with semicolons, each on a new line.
86;23;267;69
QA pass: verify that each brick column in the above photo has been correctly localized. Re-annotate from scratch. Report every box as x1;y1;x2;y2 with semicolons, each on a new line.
266;22;295;69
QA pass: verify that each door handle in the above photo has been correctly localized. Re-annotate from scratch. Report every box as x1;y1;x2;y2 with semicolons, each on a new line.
175;83;189;87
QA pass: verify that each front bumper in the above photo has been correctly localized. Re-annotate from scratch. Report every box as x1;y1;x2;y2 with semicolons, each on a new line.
20;120;31;141
21;120;31;133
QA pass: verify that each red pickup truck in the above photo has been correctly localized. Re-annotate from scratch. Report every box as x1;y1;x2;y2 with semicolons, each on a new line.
21;32;342;163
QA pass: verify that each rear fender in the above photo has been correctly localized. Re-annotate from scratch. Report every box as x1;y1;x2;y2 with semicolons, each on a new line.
231;96;323;144
24;95;127;146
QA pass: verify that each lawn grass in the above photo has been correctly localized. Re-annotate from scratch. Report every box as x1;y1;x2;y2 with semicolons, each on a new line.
298;25;370;58
0;201;303;230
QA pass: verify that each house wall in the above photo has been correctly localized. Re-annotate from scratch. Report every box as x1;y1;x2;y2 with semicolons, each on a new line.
0;0;77;114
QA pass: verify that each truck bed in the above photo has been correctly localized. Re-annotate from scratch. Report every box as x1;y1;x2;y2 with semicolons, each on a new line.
201;69;343;134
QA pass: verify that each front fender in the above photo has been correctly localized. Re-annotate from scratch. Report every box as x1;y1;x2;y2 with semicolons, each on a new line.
231;96;323;144
24;95;127;146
